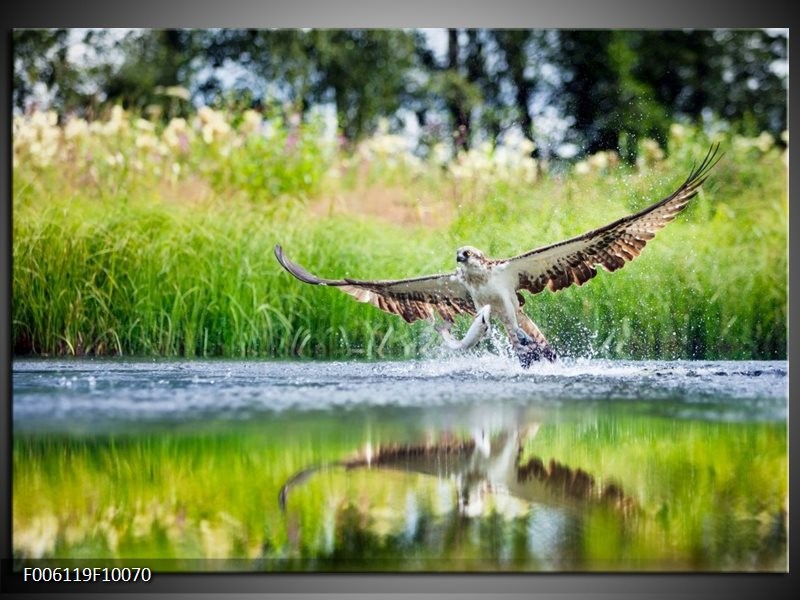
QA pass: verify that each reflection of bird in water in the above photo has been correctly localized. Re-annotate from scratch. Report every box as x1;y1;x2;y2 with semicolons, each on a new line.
278;423;634;516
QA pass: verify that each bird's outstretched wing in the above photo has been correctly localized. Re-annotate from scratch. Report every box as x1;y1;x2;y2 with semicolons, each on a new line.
274;245;475;323
498;144;722;295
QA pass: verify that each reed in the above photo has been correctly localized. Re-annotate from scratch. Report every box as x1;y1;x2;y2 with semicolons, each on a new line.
12;112;787;360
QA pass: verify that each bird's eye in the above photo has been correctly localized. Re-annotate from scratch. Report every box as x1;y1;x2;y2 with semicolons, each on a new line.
464;251;471;257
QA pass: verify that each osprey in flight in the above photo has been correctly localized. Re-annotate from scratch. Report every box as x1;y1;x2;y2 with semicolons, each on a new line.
275;145;720;367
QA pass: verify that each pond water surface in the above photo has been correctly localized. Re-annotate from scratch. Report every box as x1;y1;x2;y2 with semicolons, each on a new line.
12;357;788;572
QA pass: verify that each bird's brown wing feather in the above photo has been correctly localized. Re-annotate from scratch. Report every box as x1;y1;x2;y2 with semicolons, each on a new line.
497;144;721;295
274;245;475;323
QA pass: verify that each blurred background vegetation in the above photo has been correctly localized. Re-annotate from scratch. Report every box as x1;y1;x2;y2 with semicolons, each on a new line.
13;29;787;159
12;29;788;360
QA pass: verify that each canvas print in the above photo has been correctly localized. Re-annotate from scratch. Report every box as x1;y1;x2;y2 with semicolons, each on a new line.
12;28;787;572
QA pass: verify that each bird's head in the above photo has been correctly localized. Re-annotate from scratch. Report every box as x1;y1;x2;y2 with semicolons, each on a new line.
456;246;488;271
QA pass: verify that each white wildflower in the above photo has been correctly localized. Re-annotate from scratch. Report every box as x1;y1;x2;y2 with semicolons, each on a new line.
163;117;191;151
670;123;688;141
135;118;155;132
240;109;263;135
135;131;159;151
754;131;774;153
64;118;89;140
164;85;190;101
98;105;129;136
587;151;609;171
637;138;665;170
430;143;450;165
574;160;591;175
14;111;61;166
197;106;231;144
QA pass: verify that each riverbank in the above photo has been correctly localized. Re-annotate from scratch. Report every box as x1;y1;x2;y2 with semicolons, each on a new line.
12;110;787;360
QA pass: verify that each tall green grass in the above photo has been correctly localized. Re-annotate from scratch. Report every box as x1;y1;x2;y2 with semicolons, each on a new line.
12;120;787;359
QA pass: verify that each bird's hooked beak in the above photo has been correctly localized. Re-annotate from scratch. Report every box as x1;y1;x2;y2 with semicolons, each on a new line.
456;250;468;263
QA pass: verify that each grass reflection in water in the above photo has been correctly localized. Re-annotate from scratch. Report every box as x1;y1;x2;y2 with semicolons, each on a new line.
13;407;786;571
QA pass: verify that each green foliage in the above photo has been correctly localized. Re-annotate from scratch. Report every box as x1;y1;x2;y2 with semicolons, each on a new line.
12;109;786;360
555;29;787;157
13;29;80;113
13;29;787;153
198;29;419;142
100;30;198;116
555;31;672;159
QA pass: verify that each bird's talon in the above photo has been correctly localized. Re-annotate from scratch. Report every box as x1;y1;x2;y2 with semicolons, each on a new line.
516;327;533;345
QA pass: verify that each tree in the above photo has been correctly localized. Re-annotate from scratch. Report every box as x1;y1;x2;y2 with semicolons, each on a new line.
311;30;417;142
554;29;787;160
494;30;540;154
554;30;669;161
13;29;81;113
627;29;787;137
703;29;787;135
12;28;787;150
199;29;419;142
99;29;198;118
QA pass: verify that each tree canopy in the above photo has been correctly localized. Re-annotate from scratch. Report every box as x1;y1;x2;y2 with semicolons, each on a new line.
13;28;787;160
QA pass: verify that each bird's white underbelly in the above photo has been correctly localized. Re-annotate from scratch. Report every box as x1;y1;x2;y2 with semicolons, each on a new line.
467;281;519;326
